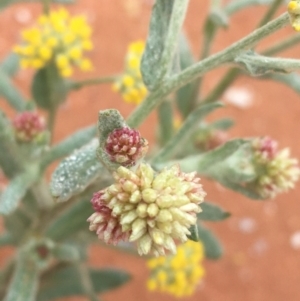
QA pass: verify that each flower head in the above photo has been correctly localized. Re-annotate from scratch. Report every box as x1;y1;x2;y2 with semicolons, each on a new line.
14;8;93;77
105;127;148;166
288;1;300;31
88;163;206;256
112;41;148;104
12;111;46;142
252;137;300;199
87;191;130;245
147;240;205;297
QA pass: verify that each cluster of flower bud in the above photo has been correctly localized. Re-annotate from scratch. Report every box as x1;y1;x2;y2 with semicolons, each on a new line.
252;137;300;199
12;111;46;142
14;8;93;77
112;41;148;104
105;127;148;167
88;163;206;256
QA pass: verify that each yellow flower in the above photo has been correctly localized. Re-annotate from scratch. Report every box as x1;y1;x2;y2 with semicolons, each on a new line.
147;241;205;297
288;1;300;31
112;40;148;105
13;8;93;77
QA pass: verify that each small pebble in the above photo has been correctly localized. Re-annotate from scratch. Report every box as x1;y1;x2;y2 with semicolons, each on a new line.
223;86;254;109
14;8;32;24
250;238;268;256
238;217;257;234
290;231;300;250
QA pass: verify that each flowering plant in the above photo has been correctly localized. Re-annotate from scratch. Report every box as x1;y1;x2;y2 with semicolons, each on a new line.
0;0;300;300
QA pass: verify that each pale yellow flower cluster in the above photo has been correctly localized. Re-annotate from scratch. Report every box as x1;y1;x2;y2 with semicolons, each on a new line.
252;137;300;199
14;8;93;77
147;240;205;297
288;1;300;31
88;163;206;256
112;41;148;105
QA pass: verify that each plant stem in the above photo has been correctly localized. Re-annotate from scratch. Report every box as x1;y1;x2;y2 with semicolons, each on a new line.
201;33;300;104
235;53;300;74
42;0;50;14
127;13;289;128
48;105;57;140
202;0;291;104
153;102;222;163
225;0;273;15
31;179;54;210
257;0;285;27
77;262;99;301
70;75;118;90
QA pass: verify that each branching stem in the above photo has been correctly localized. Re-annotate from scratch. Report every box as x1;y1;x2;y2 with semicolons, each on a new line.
127;13;289;128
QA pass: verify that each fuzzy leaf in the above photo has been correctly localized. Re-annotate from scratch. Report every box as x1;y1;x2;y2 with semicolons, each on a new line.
198;202;230;221
268;73;300;94
0;0;11;9
154;102;223;162
171;139;246;173
37;265;131;301
4;208;32;243
50;139;103;202
97;109;129;171
187;224;199;242
31;64;68;110
52;243;81;262
0;69;27;111
197;222;223;259
0;165;40;215
175;33;196;118
225;0;273;15
4;252;39;301
0;53;19;76
0;110;22;178
210;118;234;130
158;100;174;146
46;197;93;241
141;0;174;90
41;125;97;169
0;233;14;246
235;51;300;76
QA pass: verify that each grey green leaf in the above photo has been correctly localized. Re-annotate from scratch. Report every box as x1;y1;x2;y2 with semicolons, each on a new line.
4;253;39;301
50;139;103;202
37;265;131;301
198;201;230;221
197;222;223;259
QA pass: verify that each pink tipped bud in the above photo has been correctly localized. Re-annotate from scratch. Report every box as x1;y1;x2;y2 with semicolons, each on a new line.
88;191;130;245
12;111;46;142
252;137;300;199
105;127;148;166
253;136;278;162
